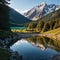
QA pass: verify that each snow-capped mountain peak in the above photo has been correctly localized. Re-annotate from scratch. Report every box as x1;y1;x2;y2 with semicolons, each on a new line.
40;2;46;6
24;2;60;21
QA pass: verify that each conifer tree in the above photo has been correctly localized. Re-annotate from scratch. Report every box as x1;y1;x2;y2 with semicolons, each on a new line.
0;0;10;31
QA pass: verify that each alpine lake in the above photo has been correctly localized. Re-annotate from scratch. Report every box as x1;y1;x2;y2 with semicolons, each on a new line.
10;27;60;60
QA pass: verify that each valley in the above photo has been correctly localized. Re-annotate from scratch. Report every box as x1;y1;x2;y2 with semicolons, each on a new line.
0;1;60;60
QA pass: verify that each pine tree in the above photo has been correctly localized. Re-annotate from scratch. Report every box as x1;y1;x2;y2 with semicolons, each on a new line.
0;0;10;5
0;0;10;31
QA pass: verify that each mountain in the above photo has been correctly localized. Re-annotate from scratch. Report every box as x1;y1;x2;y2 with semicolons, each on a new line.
24;2;60;21
9;8;32;26
27;9;60;32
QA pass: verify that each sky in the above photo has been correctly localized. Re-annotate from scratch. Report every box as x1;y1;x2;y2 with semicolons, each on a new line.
9;0;60;14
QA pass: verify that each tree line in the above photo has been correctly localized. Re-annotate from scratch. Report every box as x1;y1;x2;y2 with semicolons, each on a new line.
0;0;10;31
27;9;60;32
28;19;60;32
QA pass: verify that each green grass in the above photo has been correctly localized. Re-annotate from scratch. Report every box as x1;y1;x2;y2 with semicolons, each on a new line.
44;27;60;37
0;48;10;60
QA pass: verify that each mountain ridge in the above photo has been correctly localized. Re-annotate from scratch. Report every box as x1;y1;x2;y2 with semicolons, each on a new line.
24;2;60;21
9;7;32;26
27;9;60;32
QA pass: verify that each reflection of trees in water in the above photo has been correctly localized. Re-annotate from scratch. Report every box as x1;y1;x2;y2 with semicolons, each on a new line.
27;36;60;51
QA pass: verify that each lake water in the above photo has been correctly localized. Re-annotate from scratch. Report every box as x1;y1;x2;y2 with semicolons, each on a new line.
10;36;60;60
10;27;27;30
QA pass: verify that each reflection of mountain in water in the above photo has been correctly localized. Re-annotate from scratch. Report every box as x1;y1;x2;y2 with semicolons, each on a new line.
35;43;46;51
10;37;60;60
29;42;46;51
27;36;60;51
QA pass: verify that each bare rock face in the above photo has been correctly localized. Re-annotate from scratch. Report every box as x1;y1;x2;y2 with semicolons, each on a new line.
24;2;60;21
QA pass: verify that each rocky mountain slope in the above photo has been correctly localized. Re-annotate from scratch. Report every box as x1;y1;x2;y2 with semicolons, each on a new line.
27;9;60;32
24;2;60;20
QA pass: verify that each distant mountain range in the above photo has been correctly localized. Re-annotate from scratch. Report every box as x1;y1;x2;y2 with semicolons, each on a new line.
24;2;60;21
9;8;32;26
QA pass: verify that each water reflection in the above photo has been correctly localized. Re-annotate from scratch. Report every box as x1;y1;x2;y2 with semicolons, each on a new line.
10;36;60;60
27;36;60;51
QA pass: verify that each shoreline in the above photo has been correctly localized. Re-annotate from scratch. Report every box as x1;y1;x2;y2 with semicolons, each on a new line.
0;32;60;60
39;33;60;41
0;33;22;60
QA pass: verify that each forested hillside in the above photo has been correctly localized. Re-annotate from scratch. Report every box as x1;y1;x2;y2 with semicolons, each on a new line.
10;8;32;27
27;9;60;33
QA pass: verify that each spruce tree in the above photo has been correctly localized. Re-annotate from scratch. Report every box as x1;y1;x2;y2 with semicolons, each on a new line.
0;0;10;31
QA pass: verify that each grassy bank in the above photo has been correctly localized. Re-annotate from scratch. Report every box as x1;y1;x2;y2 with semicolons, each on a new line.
44;28;60;37
42;28;60;40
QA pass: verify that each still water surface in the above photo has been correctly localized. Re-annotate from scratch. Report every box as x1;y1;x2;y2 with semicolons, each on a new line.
10;37;60;60
10;27;27;30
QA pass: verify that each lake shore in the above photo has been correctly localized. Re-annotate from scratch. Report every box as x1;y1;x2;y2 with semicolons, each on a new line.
39;33;60;41
0;32;60;60
15;32;60;41
0;33;23;60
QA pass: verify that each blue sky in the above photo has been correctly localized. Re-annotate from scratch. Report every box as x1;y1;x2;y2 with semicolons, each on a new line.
9;0;60;14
